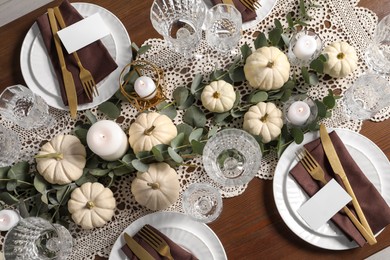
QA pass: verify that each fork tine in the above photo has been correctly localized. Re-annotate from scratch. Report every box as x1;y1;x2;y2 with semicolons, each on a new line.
138;228;159;248
239;0;255;12
82;82;92;100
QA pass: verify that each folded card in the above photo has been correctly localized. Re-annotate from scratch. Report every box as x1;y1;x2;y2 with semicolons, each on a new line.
57;13;110;54
298;179;352;230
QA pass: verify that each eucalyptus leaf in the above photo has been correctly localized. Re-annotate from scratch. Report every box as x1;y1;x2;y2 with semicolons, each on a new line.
178;93;195;110
75;171;97;186
229;66;246;82
315;100;327;117
281;33;290;46
254;33;268;49
171;132;185;148
230;109;247;118
310;58;324;73
249;91;268;104
7;161;29;181
156;101;177;119
56;186;71;204
34;174;48;194
121;154;137;165
0;192;19;205
299;0;307;17
183;105;206;128
274;19;283;30
89;168;111;177
176;123;194;141
98;102;121;119
291;127;304;144
191;140;205;155
208;125;219;138
151;146;165;162
189;128;204;142
280;89;292;102
131;159;149;172
213;111;230;124
6;180;17;191
74;128;88;145
301;66;310;84
240;43;252;61
137;44;151;55
190;74;203;95
323;95;336;109
84;110;97;124
113;167;134;176
18;199;30;218
172;87;189;107
167;147;184;164
268;28;283;46
308;72;319;85
286;12;294;28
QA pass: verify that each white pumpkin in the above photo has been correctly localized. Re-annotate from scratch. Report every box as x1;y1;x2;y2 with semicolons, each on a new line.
128;112;177;153
323;41;358;78
36;135;86;185
131;162;180;211
244;46;290;90
68;182;116;229
243;102;283;143
201;80;236;113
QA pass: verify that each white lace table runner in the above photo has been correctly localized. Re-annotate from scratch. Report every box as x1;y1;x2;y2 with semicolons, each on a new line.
0;0;388;259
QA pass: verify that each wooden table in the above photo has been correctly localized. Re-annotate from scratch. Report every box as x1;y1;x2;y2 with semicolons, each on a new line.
0;0;389;259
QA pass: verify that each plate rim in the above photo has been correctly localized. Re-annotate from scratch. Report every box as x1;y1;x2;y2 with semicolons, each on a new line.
272;128;390;250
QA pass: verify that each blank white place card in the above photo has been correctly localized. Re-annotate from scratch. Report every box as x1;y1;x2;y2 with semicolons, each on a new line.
298;179;352;230
57;13;110;54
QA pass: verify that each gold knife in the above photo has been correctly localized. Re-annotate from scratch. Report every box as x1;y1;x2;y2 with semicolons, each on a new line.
319;124;376;245
47;8;78;119
124;233;155;260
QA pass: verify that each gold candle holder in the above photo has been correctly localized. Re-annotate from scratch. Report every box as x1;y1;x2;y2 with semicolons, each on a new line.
119;60;166;111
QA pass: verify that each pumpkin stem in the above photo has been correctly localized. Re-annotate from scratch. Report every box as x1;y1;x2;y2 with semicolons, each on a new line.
260;114;268;122
144;125;155;136
337;52;345;59
34;153;64;161
86;201;95;209
267;61;274;68
147;182;160;190
213;91;220;98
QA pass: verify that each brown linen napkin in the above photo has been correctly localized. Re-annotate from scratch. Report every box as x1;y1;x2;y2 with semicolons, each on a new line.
36;0;118;106
210;0;257;23
290;131;390;247
121;225;198;260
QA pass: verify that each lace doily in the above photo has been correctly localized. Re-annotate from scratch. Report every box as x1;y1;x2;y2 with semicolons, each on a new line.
0;0;386;259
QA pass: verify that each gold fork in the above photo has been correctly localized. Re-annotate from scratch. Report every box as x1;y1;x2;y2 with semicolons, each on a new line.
138;225;174;260
53;7;98;99
297;148;377;245
239;0;261;12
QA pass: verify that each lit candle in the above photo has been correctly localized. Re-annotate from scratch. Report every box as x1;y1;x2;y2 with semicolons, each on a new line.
134;76;157;100
287;101;311;125
0;209;20;231
293;34;317;60
86;120;129;161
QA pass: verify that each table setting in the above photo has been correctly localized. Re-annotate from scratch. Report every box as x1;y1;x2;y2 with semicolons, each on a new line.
0;0;390;259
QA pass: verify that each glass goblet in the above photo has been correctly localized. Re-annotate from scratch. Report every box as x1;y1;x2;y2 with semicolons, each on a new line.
203;128;262;187
4;217;73;260
0;85;54;130
182;183;223;223
150;0;207;57
343;73;390;120
0;125;21;167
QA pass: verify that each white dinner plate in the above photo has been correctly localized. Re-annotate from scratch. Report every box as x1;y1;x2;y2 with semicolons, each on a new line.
273;128;390;250
20;3;132;111
109;212;227;260
203;0;278;31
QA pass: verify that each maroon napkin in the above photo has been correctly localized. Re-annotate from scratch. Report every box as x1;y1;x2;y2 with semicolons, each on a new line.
211;0;257;23
36;0;118;105
121;225;198;260
290;131;390;247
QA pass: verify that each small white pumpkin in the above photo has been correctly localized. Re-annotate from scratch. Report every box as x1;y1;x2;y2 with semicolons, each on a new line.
201;80;236;113
243;102;283;143
244;46;290;90
323;41;358;78
68;182;116;229
131;162;180;211
35;135;86;185
128;112;177;153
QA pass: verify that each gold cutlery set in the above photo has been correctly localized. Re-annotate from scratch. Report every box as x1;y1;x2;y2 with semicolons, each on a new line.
296;124;377;245
47;7;98;119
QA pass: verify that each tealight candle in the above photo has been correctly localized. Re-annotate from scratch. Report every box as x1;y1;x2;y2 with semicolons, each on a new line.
134;76;157;100
0;209;20;231
86;120;129;161
293;34;317;60
287;101;311;125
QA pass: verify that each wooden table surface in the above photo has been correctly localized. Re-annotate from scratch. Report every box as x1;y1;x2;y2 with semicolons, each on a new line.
0;0;389;259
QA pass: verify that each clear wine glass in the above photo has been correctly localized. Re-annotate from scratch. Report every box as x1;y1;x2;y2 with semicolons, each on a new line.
203;128;262;187
0;125;21;167
182;183;223;223
4;217;73;260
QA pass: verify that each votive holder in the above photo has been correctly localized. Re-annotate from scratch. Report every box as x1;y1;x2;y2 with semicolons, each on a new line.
288;30;323;67
283;95;318;128
119;60;166;111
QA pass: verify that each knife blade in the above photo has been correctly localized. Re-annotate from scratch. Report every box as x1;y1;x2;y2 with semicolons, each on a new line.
124;232;155;260
47;8;78;119
319;124;376;245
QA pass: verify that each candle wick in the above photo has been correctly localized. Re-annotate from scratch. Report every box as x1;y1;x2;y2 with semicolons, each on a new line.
139;80;145;86
298;107;304;113
100;134;106;139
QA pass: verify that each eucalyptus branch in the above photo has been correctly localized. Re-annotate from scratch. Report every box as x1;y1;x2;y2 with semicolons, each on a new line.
0;179;34;186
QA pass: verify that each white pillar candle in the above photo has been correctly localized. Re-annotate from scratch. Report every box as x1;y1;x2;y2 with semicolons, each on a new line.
287;101;311;125
86;120;129;161
293;35;317;60
134;76;157;100
0;209;20;231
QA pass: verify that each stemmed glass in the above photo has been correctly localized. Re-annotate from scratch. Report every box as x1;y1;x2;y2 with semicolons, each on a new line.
4;217;73;260
0;125;21;167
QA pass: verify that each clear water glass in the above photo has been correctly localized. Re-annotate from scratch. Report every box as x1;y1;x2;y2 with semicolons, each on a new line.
365;14;390;75
0;125;21;167
4;217;73;260
0;85;54;130
150;0;207;56
205;4;242;53
182;183;223;223
203;128;262;187
343;73;390;120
